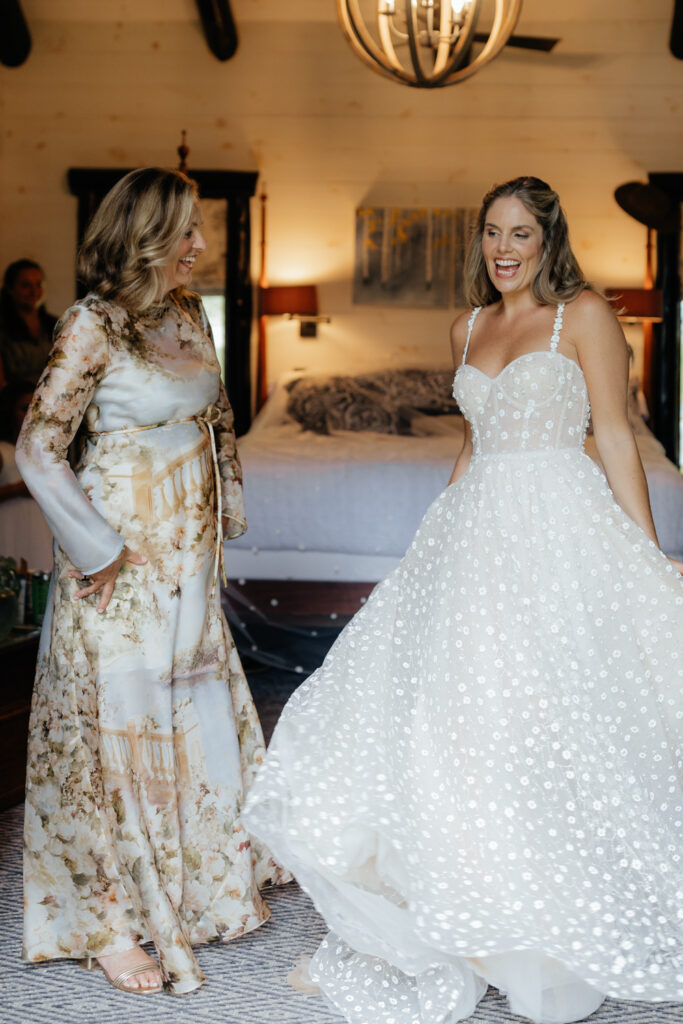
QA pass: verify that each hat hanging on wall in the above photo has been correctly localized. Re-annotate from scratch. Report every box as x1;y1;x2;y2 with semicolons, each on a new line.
614;182;678;234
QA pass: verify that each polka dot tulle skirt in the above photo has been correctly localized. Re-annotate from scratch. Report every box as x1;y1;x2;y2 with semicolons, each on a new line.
244;330;683;1024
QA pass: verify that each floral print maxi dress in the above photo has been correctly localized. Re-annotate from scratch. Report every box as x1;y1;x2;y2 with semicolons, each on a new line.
16;290;289;993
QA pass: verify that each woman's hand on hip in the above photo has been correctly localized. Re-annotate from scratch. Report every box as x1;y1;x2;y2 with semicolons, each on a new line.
69;547;147;613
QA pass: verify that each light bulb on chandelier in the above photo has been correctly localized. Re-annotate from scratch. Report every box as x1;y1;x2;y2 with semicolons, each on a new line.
337;0;523;88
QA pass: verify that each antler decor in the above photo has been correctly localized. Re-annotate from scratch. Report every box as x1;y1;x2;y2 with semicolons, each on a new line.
337;0;522;88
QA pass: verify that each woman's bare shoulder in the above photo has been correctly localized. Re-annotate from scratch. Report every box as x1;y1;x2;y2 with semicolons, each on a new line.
565;288;617;327
450;309;471;339
564;289;629;368
450;308;481;362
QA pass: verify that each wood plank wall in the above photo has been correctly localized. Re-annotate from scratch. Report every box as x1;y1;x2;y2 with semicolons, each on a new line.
2;1;681;386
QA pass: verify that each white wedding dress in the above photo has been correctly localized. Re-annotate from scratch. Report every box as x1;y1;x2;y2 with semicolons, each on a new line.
243;304;683;1024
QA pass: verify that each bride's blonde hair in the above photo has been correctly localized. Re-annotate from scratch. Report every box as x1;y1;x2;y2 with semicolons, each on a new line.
78;167;198;313
464;176;589;307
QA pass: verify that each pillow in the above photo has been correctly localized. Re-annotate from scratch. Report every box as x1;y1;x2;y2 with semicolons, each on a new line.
409;414;463;438
355;367;460;416
285;376;412;435
285;367;460;435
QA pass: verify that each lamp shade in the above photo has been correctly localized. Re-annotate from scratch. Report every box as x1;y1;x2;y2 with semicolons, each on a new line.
604;288;663;322
260;284;318;317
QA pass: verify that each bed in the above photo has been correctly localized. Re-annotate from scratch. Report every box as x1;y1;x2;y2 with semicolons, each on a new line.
0;441;53;573
226;368;683;590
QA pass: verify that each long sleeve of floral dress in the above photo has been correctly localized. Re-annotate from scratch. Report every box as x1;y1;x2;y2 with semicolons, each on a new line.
194;297;247;541
15;305;125;574
215;378;247;540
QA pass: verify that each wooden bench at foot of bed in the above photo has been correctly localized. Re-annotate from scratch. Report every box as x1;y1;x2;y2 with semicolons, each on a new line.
225;579;375;625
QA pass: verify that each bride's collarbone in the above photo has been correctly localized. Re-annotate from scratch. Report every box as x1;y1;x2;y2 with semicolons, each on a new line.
465;344;580;380
468;317;579;377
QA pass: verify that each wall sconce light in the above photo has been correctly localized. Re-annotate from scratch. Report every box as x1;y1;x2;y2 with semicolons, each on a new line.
260;284;330;338
604;288;663;324
604;287;662;413
255;190;332;408
256;283;332;408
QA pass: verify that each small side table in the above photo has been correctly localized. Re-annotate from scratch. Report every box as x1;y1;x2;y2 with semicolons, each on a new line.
0;627;40;810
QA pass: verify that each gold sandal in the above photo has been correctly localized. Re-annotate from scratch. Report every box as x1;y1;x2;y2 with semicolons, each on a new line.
80;955;164;994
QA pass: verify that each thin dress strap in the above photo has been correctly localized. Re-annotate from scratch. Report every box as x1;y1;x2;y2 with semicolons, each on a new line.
462;307;482;365
550;302;565;352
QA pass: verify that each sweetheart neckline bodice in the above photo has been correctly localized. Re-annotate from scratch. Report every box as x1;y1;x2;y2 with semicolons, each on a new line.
453;346;591;456
456;349;584;385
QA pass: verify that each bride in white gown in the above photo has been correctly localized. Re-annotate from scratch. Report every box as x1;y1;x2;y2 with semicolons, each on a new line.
243;176;683;1024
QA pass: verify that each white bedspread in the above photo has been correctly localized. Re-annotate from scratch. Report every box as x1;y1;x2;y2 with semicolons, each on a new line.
630;419;683;559
229;414;683;580
233;421;462;559
0;440;54;571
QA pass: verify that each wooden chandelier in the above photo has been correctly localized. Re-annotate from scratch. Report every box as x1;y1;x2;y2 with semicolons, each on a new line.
337;0;522;88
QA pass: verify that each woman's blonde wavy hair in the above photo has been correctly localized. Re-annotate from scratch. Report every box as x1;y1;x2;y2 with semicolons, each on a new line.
464;176;589;308
78;168;198;313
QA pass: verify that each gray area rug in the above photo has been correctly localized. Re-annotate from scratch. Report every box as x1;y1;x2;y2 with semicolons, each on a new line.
1;653;681;1023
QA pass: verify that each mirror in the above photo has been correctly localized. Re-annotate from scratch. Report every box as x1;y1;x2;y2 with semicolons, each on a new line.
68;167;258;435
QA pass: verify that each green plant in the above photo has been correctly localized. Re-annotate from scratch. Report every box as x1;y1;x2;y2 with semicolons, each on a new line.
0;556;20;599
0;556;20;642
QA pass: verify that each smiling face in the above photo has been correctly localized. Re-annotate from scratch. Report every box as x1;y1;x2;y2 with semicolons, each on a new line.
8;267;45;314
160;204;207;298
481;196;544;297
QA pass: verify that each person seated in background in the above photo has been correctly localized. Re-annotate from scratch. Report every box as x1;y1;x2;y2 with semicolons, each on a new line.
0;380;34;502
0;379;53;571
0;259;57;387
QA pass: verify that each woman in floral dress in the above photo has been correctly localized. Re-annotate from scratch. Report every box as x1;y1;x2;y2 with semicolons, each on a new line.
16;168;288;995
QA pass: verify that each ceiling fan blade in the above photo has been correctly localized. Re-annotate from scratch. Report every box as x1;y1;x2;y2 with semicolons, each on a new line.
472;32;560;53
195;0;238;62
670;0;683;58
0;0;31;68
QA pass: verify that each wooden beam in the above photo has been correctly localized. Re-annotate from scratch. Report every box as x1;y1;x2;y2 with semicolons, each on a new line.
648;173;682;466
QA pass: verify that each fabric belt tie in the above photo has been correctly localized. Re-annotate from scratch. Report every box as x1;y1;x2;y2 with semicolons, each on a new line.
87;404;226;593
